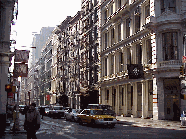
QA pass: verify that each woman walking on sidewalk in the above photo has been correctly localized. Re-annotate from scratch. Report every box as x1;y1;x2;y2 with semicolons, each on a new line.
24;103;40;139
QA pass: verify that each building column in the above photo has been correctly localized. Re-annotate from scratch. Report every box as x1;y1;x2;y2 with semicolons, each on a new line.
132;82;138;117
101;87;106;105
153;77;165;120
142;81;148;118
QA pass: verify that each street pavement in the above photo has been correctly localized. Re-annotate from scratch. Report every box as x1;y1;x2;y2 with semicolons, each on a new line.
2;113;186;139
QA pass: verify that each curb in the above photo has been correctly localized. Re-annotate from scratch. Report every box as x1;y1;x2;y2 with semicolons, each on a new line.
5;130;27;134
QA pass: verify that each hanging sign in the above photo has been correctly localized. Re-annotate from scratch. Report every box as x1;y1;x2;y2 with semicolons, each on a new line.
14;63;28;77
127;64;144;79
15;49;30;63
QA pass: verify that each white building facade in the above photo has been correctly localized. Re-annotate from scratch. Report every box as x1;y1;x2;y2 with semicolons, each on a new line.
100;0;186;120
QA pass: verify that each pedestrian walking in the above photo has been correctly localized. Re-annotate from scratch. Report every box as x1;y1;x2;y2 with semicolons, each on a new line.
24;103;41;139
40;106;45;119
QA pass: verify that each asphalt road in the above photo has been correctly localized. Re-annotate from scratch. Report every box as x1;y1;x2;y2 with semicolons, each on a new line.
32;116;186;139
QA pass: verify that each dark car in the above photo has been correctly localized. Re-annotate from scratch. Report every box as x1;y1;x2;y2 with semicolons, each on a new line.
87;104;116;117
49;105;66;118
45;107;49;116
19;105;26;114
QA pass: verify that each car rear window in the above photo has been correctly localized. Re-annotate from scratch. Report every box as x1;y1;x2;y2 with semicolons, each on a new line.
54;107;63;110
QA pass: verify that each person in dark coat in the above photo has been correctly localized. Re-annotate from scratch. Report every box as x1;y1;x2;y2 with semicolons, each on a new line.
40;106;45;119
24;103;40;139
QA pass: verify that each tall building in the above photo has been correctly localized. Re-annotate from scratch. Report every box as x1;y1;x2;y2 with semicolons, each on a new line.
26;27;54;106
100;0;186;120
0;0;17;135
79;0;101;109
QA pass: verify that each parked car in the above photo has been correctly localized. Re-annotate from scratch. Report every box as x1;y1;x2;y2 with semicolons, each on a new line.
77;109;117;127
87;104;116;117
45;107;50;116
19;105;26;114
48;105;67;118
64;109;82;122
39;106;49;116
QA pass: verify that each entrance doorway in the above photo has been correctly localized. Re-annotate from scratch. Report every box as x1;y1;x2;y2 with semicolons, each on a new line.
163;78;180;121
127;84;133;116
112;88;116;111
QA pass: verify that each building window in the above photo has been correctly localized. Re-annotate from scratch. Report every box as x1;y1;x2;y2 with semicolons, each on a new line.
111;55;114;74
110;4;113;15
105;32;107;48
161;0;176;13
118;23;121;42
118;0;121;8
136;44;142;64
146;39;152;64
148;80;153;111
105;58;107;76
162;32;178;60
126;18;130;38
145;4;150;18
104;10;107;23
106;90;109;101
119;86;124;107
135;14;140;33
111;28;115;45
127;47;131;64
119;52;124;72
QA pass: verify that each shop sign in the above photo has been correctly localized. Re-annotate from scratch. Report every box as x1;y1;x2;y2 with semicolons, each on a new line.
15;49;29;63
14;63;28;77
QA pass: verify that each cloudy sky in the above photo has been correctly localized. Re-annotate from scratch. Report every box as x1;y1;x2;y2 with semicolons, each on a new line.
11;0;81;50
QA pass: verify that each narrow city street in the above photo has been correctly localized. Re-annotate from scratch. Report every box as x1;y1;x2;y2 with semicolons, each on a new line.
8;114;186;139
37;116;186;139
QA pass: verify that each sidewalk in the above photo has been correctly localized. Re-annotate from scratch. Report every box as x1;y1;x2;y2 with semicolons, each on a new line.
116;116;186;130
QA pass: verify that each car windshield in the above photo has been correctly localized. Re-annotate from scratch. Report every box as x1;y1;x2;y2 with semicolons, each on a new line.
54;107;63;110
45;108;49;111
19;105;25;108
101;105;113;110
91;110;107;115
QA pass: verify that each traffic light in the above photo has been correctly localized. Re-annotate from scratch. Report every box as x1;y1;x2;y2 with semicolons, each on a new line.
5;84;12;93
181;94;186;100
180;65;185;75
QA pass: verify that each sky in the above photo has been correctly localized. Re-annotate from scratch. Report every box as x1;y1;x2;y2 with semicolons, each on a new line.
11;0;81;50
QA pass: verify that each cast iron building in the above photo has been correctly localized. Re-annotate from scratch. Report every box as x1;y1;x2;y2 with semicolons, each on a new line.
79;0;101;109
100;0;186;120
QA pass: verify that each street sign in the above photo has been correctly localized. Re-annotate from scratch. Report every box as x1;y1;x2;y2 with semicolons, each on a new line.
182;56;186;63
14;63;28;77
15;49;30;63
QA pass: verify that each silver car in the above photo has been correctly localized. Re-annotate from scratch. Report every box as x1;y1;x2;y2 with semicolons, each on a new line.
65;109;82;122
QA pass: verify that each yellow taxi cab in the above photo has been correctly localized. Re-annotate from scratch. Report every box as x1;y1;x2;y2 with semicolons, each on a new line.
77;109;117;127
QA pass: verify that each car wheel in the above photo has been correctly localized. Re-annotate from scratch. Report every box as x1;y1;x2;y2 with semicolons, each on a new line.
65;115;68;121
78;118;83;125
91;119;96;127
71;116;74;122
109;124;115;128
